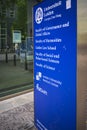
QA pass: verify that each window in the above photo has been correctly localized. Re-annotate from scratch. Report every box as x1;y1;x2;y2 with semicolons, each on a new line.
2;8;7;16
9;8;15;18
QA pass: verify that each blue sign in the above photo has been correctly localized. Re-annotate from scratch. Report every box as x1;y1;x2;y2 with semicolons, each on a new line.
33;0;77;130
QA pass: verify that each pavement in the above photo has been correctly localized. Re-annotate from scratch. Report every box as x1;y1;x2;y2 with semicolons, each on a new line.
0;91;34;113
0;91;37;130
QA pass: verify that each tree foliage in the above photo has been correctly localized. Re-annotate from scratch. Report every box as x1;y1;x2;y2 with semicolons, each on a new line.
0;0;17;8
12;0;27;38
0;0;27;38
0;0;41;39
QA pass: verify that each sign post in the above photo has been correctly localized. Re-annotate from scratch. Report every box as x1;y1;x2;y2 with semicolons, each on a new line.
33;0;77;129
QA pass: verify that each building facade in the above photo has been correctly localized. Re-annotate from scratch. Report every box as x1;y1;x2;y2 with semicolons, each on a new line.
0;6;16;51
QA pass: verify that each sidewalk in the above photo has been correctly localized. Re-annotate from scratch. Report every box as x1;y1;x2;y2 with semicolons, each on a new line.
0;91;36;130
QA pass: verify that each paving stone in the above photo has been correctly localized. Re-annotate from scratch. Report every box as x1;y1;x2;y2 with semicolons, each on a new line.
0;102;35;130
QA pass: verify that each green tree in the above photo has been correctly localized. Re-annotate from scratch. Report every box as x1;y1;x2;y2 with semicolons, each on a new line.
12;0;27;39
0;0;17;8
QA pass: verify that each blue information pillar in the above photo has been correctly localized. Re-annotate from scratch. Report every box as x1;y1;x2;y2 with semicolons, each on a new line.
33;0;77;130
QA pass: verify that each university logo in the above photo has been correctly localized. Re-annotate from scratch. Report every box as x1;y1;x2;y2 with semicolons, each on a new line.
36;72;42;81
35;7;43;24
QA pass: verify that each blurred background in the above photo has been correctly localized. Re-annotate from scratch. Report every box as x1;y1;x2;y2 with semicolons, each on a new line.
0;0;41;97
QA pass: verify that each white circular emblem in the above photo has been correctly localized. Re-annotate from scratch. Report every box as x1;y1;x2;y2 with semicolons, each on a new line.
35;7;43;24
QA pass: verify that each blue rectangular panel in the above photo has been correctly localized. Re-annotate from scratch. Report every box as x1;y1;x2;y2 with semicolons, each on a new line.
33;0;77;130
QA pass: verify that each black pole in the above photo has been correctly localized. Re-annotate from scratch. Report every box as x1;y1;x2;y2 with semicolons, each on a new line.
6;51;8;63
25;51;28;70
14;54;16;66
